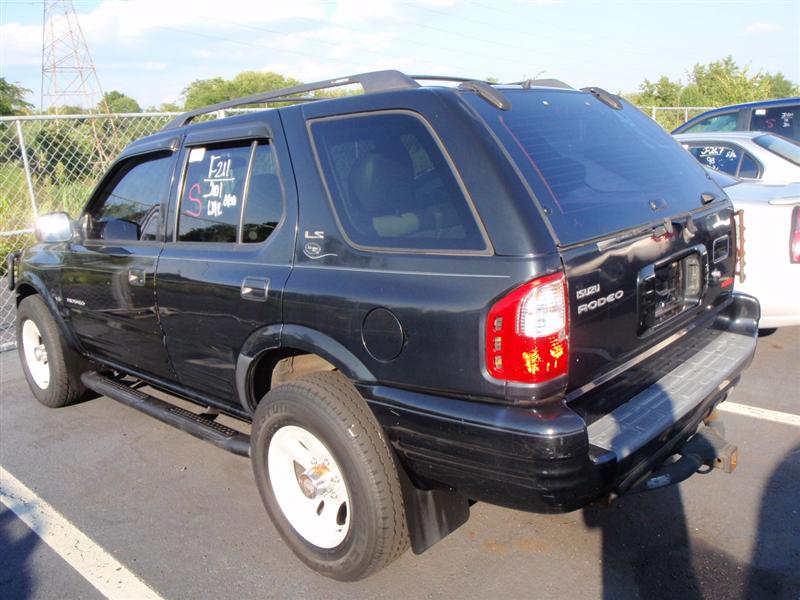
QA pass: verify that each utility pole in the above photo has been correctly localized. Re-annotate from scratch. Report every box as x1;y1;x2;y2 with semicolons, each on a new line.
40;0;113;159
41;0;111;113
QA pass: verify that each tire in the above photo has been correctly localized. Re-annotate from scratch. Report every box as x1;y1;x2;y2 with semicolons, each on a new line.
16;295;89;408
251;371;409;581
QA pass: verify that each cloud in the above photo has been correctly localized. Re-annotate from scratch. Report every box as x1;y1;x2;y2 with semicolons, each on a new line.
745;21;784;35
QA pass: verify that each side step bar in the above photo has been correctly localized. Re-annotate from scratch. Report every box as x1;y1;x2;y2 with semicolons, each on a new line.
81;372;250;457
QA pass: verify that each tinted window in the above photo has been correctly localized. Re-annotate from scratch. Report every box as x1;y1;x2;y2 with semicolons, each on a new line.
685;144;742;176
751;105;798;140
311;113;485;251
738;153;760;178
178;143;251;243
684;112;738;133
242;144;282;244
477;91;713;244
753;133;800;167
88;153;173;241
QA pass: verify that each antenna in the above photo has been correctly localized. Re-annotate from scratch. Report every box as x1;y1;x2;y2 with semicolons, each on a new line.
40;0;109;113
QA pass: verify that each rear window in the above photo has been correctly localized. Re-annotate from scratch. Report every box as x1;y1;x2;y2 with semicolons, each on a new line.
750;105;798;141
753;133;800;167
310;112;486;252
476;90;713;244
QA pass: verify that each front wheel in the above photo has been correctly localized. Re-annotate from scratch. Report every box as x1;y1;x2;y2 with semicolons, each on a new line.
250;371;409;581
16;295;89;408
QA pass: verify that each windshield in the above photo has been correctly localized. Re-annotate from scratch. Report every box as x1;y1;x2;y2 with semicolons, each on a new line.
753;134;800;167
473;90;718;244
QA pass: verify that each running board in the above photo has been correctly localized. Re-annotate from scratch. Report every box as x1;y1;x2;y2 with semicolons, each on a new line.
81;372;250;457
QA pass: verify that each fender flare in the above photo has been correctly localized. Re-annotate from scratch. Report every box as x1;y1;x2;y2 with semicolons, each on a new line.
15;271;85;354
235;323;376;413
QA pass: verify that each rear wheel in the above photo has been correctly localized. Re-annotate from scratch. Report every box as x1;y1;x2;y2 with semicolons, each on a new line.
251;371;409;581
16;295;89;408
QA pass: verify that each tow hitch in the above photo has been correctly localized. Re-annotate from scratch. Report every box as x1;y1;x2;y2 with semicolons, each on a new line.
628;424;738;494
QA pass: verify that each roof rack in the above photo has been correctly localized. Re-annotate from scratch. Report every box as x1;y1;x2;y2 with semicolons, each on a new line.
163;70;420;130
163;70;538;131
508;78;573;90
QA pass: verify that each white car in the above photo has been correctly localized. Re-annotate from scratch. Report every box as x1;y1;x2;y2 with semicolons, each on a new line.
707;168;800;329
676;132;800;183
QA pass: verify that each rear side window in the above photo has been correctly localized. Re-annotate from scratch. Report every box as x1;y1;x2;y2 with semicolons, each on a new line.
177;141;282;243
685;144;742;176
310;112;486;251
738;153;760;178
751;106;798;141
684;112;738;133
87;153;174;241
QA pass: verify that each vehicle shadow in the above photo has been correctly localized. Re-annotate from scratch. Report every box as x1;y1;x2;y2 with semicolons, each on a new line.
745;443;800;599
0;507;38;599
583;485;704;600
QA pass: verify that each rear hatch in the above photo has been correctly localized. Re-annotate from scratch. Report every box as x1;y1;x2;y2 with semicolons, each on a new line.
471;88;739;399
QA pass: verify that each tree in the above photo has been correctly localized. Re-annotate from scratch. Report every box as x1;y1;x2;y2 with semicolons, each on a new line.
0;78;33;116
182;71;302;110
99;90;141;113
629;56;800;107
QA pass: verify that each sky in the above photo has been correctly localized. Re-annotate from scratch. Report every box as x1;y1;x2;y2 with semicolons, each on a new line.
0;0;798;110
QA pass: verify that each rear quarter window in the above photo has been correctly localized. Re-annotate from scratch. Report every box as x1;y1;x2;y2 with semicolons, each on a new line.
309;112;487;252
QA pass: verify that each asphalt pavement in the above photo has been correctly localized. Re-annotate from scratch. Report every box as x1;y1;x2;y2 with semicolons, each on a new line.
1;328;798;600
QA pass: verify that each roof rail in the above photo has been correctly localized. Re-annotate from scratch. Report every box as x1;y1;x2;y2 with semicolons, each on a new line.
509;78;573;90
409;75;474;84
163;69;420;130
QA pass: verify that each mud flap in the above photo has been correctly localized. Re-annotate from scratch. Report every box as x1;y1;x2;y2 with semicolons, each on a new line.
394;453;471;555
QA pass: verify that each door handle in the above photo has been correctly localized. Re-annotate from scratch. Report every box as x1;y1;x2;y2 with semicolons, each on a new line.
128;268;146;287
241;276;269;302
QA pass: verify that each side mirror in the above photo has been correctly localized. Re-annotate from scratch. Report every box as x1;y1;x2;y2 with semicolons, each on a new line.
34;212;73;243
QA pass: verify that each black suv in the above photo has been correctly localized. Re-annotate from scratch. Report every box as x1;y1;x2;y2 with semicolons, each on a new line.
10;71;758;581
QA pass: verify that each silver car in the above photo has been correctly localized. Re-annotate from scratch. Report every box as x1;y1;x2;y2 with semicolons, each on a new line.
707;168;800;329
676;132;800;183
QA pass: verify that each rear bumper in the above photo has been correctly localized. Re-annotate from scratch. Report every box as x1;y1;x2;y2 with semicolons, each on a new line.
363;293;759;513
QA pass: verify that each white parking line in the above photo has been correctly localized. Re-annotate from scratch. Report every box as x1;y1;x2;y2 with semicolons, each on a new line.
0;466;164;600
718;402;800;427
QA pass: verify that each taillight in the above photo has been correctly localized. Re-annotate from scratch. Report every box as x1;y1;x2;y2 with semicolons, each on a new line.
791;206;800;264
486;272;569;384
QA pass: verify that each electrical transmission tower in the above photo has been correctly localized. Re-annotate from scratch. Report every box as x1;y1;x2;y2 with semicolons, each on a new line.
41;0;109;113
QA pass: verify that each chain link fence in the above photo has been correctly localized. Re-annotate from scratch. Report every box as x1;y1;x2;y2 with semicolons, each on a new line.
0;112;176;349
0;105;712;350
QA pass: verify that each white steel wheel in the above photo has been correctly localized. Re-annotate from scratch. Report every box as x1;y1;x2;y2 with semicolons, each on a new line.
21;319;50;389
268;424;351;549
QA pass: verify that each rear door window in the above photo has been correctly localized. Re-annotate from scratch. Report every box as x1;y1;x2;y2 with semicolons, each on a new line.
683;112;738;133
178;143;251;243
685;144;743;176
750;105;799;141
176;141;283;244
310;112;487;252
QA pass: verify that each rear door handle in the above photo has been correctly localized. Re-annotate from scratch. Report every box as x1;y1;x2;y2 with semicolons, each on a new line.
128;268;146;287
241;276;269;301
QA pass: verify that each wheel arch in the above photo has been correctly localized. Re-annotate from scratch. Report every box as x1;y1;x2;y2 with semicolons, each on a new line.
15;273;84;354
236;323;376;414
